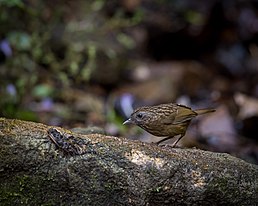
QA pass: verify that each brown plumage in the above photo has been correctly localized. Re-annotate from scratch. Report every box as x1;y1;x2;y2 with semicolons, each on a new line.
123;103;215;147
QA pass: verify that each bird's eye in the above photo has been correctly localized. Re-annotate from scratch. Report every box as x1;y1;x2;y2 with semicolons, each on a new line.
136;113;143;119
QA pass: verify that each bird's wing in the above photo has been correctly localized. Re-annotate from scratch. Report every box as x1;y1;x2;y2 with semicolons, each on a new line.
160;114;176;125
161;106;197;125
173;106;197;124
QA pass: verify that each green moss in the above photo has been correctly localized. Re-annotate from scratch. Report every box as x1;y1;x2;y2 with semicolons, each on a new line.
0;175;32;205
0;174;57;205
155;186;162;193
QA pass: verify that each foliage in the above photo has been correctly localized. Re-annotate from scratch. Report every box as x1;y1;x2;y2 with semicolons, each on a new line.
0;0;143;121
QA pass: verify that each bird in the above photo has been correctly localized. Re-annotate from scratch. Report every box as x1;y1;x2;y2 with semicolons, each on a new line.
123;103;215;147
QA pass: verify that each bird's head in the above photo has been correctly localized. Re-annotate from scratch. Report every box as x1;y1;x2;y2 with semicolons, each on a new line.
123;108;154;128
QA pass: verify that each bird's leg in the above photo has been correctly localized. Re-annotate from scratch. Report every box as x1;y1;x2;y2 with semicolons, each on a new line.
171;134;184;148
156;136;174;145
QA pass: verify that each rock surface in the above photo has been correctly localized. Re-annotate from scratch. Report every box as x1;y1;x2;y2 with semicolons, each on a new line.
0;118;257;205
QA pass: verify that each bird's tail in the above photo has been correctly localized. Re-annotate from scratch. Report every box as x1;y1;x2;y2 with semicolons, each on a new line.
194;108;215;115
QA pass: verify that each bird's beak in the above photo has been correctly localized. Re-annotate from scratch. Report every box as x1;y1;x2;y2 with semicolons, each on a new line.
123;118;132;125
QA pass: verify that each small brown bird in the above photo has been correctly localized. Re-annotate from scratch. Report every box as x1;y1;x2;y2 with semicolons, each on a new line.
123;103;215;147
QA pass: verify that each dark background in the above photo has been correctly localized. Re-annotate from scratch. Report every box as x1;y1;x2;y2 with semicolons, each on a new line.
1;0;258;164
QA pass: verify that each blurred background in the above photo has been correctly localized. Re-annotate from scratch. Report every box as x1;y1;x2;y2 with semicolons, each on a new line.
1;0;258;164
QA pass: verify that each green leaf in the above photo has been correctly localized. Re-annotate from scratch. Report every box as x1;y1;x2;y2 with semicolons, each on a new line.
32;84;54;98
8;31;31;51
